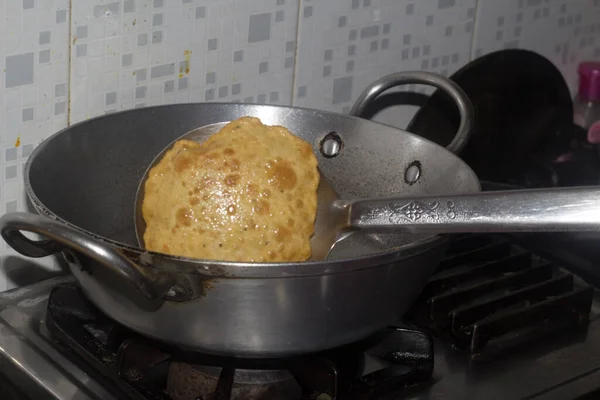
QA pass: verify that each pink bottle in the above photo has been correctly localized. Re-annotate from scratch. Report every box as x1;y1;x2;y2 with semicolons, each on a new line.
574;61;600;143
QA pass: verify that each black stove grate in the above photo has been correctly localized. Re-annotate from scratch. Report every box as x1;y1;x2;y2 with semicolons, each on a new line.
44;284;434;400
407;234;594;360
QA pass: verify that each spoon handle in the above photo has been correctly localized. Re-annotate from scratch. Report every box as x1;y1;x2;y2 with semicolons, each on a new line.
347;187;600;233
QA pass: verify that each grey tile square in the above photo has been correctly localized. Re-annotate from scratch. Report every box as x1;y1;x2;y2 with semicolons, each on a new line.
465;21;473;33
497;16;504;26
421;59;429;69
124;0;135;13
138;33;148;46
257;94;266;103
442;55;449;66
370;40;378;52
23;0;34;9
432;57;439;68
381;38;389;50
304;6;312;17
39;49;50;63
6;148;17;162
152;30;163;44
351;0;359;9
496;30;503;40
332;76;353;105
22;107;34;122
467;7;475;18
150;63;174;78
406;3;414;14
23;144;34;158
297;85;307;98
196;6;206;18
324;49;333;61
364;0;371;6
76;44;87;57
136;86;147;99
323;65;331;77
219;86;228;98
445;26;453;36
6;200;17;213
153;13;163;26
232;83;242;95
243;96;254;103
39;30;51;45
360;25;379;38
275;10;284;22
383;23;391;34
276;0;285;5
55;83;66;97
426;15;434;25
347;44;356;56
403;34;411;45
55;101;66;115
56;9;67;23
136;68;147;81
349;29;357;41
76;25;88;39
284;56;294;69
205;88;215;101
106;91;117;105
515;26;522;37
183;0;192;3
270;92;279;103
401;49;409;60
178;77;188;90
233;50;244;62
412;46;420;58
346;60;354;72
248;13;271;43
154;0;164;8
135;103;146;108
208;38;218;51
206;71;216;84
423;45;431;56
164;80;175;93
6;165;17;180
259;61;268;74
122;53;133;67
285;41;295;53
516;12;523;23
438;0;456;9
452;53;459;63
93;3;120;18
338;16;347;27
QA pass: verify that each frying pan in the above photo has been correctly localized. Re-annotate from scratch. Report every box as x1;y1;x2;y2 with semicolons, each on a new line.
0;72;479;357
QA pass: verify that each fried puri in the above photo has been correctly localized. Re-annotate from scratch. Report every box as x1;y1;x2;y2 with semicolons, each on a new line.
142;117;319;262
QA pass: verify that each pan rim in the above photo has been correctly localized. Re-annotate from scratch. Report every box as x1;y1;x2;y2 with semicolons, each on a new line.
23;102;481;278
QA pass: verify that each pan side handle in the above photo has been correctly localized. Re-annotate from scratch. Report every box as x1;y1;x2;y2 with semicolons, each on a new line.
349;71;474;155
0;212;175;300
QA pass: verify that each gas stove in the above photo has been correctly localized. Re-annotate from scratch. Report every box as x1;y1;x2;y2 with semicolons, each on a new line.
2;233;600;400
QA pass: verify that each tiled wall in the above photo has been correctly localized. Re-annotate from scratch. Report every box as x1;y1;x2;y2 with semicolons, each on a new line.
1;0;600;290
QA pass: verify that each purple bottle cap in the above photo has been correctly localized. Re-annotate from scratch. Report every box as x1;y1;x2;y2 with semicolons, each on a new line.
578;61;600;101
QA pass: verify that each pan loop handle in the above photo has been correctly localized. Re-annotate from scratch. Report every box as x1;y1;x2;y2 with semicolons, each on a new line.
349;71;474;155
0;212;175;300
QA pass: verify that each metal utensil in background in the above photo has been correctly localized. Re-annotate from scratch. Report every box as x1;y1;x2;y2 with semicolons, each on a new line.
403;49;600;187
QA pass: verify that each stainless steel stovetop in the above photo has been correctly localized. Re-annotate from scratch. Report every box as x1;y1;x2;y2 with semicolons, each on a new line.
3;233;600;400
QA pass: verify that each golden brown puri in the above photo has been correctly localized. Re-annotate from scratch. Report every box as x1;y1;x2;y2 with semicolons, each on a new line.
142;116;320;262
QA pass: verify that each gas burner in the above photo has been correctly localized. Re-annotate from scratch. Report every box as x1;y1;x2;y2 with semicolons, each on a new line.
407;234;594;361
43;284;434;400
167;364;300;400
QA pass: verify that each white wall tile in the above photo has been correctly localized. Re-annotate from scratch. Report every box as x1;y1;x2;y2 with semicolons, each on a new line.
0;0;71;289
69;0;299;123
472;0;600;92
293;0;476;128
